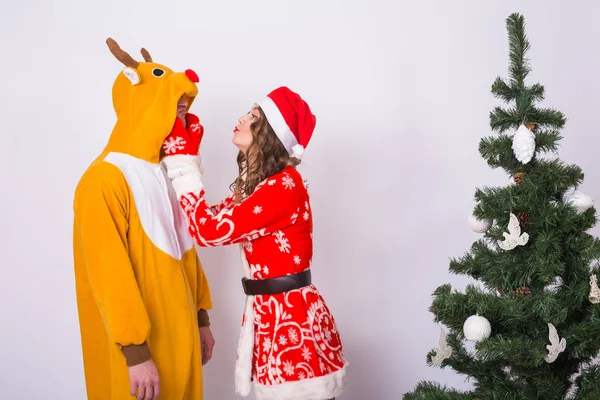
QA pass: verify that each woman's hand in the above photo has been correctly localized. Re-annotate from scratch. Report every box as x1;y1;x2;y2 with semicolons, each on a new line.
161;112;206;197
163;113;204;157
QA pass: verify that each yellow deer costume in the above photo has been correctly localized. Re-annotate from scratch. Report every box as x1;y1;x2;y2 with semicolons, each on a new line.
72;39;212;399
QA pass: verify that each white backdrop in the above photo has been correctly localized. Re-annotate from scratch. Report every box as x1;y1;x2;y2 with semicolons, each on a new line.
2;0;600;399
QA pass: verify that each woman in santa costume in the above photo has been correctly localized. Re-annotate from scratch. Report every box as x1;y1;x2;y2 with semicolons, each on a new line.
161;86;348;400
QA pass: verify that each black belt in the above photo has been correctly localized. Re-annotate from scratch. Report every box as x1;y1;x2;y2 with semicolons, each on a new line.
241;269;311;296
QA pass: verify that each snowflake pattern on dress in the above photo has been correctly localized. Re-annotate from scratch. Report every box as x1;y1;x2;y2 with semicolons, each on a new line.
273;231;291;253
250;285;346;387
283;360;295;376
263;337;272;353
282;174;295;190
250;264;270;279
302;346;312;361
288;327;299;344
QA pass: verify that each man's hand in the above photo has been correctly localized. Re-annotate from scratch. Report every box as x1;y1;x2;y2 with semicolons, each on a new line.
199;326;215;365
128;359;160;400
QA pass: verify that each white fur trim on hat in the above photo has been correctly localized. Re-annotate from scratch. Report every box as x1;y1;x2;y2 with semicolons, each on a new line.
256;96;298;154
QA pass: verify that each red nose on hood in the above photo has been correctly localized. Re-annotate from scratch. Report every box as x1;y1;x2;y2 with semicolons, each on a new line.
185;69;199;83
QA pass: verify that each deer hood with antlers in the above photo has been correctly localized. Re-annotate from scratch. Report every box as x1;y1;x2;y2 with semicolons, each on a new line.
103;38;200;164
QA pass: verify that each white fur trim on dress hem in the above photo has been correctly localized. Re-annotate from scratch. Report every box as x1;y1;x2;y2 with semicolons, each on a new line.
235;246;255;396
235;294;255;396
253;362;348;400
162;154;204;197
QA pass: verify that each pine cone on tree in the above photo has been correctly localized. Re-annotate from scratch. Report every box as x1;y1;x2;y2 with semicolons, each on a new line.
515;286;532;296
514;172;525;185
517;212;530;228
525;122;538;132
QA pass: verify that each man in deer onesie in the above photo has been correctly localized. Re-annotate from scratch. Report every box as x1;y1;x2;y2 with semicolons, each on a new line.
72;39;213;400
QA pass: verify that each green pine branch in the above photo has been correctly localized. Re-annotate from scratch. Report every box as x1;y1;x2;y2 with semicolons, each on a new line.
489;13;566;134
515;374;572;400
402;382;472;400
506;13;531;89
489;106;565;133
562;316;600;359
478;129;562;173
475;334;546;367
577;365;600;399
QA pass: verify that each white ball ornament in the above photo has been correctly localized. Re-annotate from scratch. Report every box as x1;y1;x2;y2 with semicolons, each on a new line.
468;214;492;233
563;187;594;213
463;314;492;342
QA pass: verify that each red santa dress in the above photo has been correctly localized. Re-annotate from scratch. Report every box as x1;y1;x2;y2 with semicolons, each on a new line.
170;162;348;399
163;86;348;399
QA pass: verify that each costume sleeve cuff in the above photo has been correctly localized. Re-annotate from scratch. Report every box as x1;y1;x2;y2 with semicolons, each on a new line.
162;154;204;197
198;309;210;327
121;341;151;367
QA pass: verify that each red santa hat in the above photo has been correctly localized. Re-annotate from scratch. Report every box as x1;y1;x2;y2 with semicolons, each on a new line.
256;86;316;160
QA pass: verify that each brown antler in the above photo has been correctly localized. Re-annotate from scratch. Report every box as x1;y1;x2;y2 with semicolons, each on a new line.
140;48;153;63
106;38;139;68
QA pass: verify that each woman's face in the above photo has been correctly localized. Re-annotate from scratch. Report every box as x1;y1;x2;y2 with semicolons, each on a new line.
233;104;260;153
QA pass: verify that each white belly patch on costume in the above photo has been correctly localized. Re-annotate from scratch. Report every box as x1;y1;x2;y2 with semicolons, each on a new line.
104;152;194;260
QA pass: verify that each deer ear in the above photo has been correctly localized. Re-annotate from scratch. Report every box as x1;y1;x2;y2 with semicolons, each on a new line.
122;67;141;85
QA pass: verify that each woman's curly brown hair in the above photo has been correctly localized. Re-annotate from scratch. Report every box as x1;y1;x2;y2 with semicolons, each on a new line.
230;106;300;202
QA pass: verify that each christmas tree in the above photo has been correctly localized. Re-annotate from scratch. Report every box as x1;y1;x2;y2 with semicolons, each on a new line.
404;13;600;400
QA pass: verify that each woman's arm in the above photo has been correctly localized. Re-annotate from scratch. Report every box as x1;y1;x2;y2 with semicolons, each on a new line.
161;114;302;247
173;171;302;247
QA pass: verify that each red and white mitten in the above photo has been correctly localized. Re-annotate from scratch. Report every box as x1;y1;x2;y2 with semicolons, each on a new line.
162;113;205;197
187;113;206;174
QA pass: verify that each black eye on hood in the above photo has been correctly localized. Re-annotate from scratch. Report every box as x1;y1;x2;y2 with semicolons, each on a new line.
152;68;165;77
